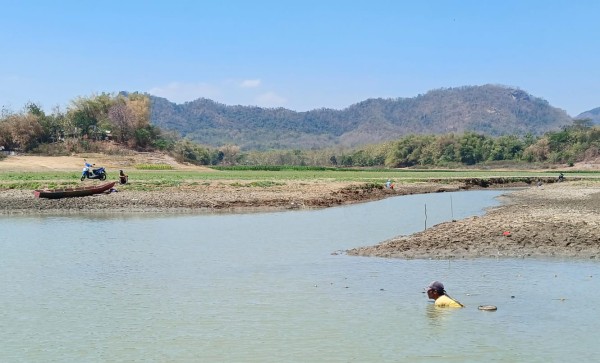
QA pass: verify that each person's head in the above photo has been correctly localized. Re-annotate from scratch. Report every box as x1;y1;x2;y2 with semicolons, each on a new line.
426;281;445;300
120;170;124;175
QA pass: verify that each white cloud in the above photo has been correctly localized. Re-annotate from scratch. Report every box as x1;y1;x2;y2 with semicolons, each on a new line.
240;79;261;88
147;82;220;103
148;80;289;109
255;92;287;107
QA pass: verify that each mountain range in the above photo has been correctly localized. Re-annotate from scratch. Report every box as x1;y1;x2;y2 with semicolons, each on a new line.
575;107;600;125
149;84;585;151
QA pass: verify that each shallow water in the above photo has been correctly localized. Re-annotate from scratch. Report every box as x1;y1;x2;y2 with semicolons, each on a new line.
1;190;598;362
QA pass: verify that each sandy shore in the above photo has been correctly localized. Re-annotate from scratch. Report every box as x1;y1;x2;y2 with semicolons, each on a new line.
348;181;600;260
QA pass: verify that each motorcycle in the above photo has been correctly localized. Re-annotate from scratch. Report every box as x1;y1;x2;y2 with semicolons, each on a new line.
81;163;107;181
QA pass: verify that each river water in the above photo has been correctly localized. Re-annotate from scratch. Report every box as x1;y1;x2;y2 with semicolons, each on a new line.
1;190;598;362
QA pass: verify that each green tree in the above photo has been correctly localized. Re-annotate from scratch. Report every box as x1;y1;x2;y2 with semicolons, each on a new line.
340;154;353;166
489;135;524;161
68;93;114;139
388;135;435;167
172;139;211;164
458;132;489;165
329;155;338;166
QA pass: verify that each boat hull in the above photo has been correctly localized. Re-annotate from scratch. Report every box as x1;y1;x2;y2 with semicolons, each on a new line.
34;181;116;199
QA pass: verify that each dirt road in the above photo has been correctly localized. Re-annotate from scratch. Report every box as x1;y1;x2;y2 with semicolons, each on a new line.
0;153;214;172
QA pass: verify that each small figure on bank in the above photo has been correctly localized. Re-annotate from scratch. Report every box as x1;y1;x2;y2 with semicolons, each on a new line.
385;179;394;189
119;170;128;185
426;281;463;308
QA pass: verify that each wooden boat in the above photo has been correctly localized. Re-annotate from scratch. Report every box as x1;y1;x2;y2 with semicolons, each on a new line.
34;181;116;199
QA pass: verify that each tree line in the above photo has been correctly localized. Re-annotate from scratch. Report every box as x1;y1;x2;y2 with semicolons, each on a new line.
1;93;162;151
0;93;223;164
227;119;600;168
1;94;598;168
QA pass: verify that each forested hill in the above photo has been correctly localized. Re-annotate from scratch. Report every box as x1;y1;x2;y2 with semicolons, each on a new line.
149;84;573;150
576;107;600;125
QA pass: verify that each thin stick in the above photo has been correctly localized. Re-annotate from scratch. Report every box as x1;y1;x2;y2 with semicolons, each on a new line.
450;195;454;220
424;204;427;230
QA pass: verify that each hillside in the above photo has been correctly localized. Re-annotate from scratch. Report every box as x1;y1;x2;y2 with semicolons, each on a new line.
149;84;573;150
576;107;600;125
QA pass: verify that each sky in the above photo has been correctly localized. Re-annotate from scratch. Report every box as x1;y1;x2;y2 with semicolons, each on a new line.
1;0;599;117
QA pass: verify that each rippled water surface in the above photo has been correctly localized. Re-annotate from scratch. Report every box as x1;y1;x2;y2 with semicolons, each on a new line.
1;190;598;362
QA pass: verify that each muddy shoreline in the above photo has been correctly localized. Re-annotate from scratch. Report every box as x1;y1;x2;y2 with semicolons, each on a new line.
348;181;600;260
0;173;546;216
0;181;466;215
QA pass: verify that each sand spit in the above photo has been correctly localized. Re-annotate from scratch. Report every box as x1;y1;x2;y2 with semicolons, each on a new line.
347;182;600;260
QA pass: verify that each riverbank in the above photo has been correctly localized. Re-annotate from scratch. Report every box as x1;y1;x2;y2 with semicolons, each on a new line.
2;154;600;259
347;181;600;259
3;178;600;260
0;180;463;214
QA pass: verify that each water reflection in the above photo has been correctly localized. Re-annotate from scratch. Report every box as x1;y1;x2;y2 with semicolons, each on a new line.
425;304;458;327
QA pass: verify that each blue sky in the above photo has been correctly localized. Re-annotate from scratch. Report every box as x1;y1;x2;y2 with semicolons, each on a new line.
1;0;598;116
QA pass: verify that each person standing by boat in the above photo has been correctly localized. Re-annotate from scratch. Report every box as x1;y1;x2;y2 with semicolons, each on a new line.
119;170;128;184
426;281;463;307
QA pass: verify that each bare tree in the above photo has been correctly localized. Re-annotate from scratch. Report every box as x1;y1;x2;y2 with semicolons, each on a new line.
108;101;134;143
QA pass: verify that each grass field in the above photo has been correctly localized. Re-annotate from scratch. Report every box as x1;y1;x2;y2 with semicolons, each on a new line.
1;167;599;191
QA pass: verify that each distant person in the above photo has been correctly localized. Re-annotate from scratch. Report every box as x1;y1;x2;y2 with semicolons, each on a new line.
426;281;463;308
119;170;128;185
385;179;394;189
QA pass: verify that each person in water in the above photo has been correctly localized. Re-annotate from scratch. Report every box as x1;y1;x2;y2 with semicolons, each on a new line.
119;170;128;185
426;281;463;307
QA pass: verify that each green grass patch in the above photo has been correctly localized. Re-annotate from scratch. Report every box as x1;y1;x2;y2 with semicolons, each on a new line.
134;164;174;170
4;182;43;190
247;181;285;187
228;181;284;188
211;165;339;171
2;168;600;191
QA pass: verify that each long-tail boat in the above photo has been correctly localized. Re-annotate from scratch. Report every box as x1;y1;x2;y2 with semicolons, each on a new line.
34;181;116;199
